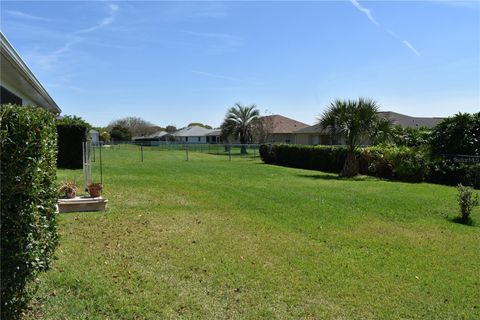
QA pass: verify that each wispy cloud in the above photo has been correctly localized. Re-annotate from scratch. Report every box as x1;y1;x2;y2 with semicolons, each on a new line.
191;70;261;86
21;3;120;77
74;4;119;35
191;70;247;83
5;9;50;22
402;40;421;57
183;31;243;47
349;0;378;25
349;0;421;57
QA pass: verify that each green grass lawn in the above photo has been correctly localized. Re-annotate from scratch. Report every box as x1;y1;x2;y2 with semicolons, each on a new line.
27;146;480;319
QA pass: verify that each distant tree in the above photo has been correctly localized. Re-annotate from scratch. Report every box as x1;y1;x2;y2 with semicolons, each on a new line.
221;103;260;154
254;115;275;143
431;112;480;156
107;117;157;137
320;98;387;177
165;125;177;133
188;122;213;130
100;131;110;142
110;125;132;141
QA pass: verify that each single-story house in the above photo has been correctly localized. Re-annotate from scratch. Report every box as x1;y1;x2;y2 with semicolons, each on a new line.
377;111;444;129
133;130;173;142
206;130;222;144
1;32;60;115
293;124;340;145
173;126;214;144
294;111;445;145
260;115;309;144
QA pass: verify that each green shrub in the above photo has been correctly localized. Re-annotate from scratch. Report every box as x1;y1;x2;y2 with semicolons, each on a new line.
431;112;480;156
260;144;346;173
428;159;480;189
0;104;59;319
57;124;87;169
383;147;430;182
259;144;479;187
456;184;479;224
390;126;432;147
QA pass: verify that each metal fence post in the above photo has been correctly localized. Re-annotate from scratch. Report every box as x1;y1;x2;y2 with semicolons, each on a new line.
141;145;144;162
186;143;189;161
229;145;231;161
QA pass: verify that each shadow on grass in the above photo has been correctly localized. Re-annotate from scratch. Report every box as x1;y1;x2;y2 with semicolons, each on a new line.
296;173;376;182
448;216;476;227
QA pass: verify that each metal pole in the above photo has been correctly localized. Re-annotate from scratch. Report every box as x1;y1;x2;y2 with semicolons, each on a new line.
186;143;189;161
141;145;144;162
229;145;231;161
99;142;103;185
254;146;256;158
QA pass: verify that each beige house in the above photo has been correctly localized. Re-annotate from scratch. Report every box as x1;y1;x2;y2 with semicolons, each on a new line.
294;111;444;145
261;115;309;144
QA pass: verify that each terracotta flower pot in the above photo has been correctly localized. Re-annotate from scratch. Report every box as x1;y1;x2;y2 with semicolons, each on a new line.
88;184;103;198
66;190;76;199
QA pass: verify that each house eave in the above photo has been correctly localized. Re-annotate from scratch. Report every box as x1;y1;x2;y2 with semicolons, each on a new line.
0;32;61;115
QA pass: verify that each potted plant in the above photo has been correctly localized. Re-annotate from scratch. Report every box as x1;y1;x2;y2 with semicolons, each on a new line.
58;180;78;199
87;182;103;198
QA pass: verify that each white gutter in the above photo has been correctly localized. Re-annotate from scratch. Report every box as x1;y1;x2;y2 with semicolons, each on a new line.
0;31;61;115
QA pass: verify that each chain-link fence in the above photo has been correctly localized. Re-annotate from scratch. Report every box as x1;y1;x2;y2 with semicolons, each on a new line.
90;141;261;163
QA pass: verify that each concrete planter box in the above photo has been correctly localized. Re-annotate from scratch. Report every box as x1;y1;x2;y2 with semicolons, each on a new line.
58;196;108;213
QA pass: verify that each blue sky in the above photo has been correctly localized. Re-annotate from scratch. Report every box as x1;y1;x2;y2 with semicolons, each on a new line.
1;1;479;127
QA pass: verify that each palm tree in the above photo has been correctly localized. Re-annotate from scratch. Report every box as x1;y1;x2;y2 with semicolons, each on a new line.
320;98;386;177
221;103;260;154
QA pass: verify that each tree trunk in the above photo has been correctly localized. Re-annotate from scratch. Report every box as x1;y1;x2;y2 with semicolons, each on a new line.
239;131;247;154
340;150;359;177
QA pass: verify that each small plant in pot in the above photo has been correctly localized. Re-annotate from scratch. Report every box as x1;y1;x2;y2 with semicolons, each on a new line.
58;180;78;199
88;182;103;198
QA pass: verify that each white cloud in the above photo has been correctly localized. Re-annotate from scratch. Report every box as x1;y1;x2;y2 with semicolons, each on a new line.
191;70;247;83
350;0;379;25
5;10;50;21
183;31;243;47
402;40;421;57
349;0;421;57
74;3;119;35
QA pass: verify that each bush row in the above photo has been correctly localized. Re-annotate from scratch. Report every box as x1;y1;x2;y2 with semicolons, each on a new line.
260;144;479;188
0;105;59;319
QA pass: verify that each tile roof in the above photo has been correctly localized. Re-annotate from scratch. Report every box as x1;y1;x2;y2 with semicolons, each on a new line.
294;111;445;134
377;111;444;129
261;115;310;134
173;126;214;137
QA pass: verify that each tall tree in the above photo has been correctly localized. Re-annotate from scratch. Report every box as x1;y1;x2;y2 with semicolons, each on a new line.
107;117;157;137
188;122;213;129
320;98;386;177
221;103;260;153
165;125;177;133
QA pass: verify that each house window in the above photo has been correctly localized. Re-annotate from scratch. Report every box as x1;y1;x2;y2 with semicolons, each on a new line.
1;86;22;105
185;137;188;142
198;137;201;142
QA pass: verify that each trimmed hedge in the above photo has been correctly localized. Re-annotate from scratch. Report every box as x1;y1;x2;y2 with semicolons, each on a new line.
260;144;479;188
0;104;59;319
57;124;87;169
